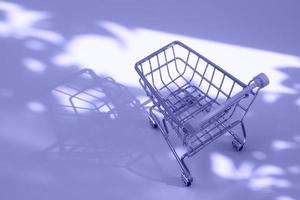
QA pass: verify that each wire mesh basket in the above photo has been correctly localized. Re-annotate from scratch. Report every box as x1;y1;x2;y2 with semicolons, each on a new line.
135;41;269;186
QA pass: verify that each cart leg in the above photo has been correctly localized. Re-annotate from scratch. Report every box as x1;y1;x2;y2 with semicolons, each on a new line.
148;105;158;129
148;115;158;128
148;105;193;186
231;121;247;151
180;154;193;186
163;134;193;186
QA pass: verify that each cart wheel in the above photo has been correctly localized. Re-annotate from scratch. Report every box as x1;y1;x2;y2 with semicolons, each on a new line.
181;173;193;187
205;103;212;112
149;116;158;129
232;140;244;151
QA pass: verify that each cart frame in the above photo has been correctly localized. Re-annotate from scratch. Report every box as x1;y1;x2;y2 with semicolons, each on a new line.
135;41;269;186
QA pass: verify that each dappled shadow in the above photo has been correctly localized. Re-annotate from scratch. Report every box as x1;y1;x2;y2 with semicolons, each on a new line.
0;1;300;200
6;0;300;55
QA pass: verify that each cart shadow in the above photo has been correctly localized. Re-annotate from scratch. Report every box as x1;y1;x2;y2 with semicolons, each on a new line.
43;68;183;186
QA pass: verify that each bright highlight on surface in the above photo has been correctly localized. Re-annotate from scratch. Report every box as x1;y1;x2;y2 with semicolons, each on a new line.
276;196;296;200
27;101;46;113
271;140;297;151
254;165;285;176
23;57;46;73
210;152;292;191
1;1;299;104
0;1;63;43
210;152;253;180
287;166;300;174
50;21;300;105
249;177;291;190
252;151;267;160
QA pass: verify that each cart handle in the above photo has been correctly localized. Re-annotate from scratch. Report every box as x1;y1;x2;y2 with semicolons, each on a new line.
183;73;269;134
252;73;269;88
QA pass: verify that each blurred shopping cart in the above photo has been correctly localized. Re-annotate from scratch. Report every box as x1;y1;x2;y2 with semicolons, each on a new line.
135;41;269;186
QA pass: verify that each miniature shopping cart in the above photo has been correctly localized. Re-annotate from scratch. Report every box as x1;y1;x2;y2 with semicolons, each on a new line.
135;41;269;186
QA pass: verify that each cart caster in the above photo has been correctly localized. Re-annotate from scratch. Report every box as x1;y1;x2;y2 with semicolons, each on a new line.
149;116;158;129
205;103;212;112
181;173;193;187
232;140;244;151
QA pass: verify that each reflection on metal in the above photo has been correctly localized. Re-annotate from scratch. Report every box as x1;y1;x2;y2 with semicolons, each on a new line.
136;41;269;186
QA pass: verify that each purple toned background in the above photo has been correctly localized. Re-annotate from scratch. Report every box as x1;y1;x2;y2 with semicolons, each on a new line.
0;1;299;200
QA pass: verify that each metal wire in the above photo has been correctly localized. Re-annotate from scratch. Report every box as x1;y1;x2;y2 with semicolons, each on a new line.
135;41;260;154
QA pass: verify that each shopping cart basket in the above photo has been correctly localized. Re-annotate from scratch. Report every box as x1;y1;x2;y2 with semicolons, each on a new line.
135;41;269;186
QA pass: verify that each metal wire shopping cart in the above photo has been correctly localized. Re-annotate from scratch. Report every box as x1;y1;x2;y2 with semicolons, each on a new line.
135;41;269;186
